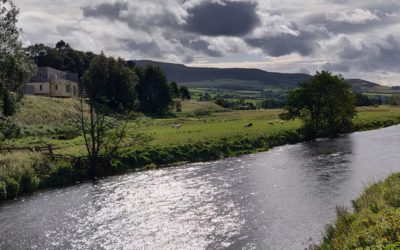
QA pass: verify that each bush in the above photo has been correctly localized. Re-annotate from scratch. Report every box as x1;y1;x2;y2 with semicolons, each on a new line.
5;177;19;199
43;162;74;187
320;173;400;249
0;181;6;200
384;184;400;208
20;168;40;193
0;152;48;200
0;115;21;140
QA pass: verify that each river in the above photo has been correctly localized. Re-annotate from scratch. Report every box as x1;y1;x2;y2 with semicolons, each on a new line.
1;125;400;249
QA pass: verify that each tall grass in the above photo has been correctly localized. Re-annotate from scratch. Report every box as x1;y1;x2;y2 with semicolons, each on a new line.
0;152;43;199
0;152;76;202
318;173;400;249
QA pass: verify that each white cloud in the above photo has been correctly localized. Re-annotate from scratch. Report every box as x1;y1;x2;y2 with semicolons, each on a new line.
325;8;380;24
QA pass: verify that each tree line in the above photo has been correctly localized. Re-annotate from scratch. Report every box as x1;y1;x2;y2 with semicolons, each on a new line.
26;41;191;115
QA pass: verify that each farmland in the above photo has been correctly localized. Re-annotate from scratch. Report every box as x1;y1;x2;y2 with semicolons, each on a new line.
4;96;400;157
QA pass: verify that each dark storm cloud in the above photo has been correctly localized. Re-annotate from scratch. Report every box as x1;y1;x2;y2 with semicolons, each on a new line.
246;27;329;57
365;36;400;71
185;1;260;36
123;40;163;58
179;38;223;57
82;2;128;20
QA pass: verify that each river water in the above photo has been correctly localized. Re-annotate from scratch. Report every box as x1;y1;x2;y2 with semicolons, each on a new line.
1;125;400;249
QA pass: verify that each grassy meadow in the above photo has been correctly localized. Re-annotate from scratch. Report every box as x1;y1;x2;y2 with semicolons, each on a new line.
3;95;400;156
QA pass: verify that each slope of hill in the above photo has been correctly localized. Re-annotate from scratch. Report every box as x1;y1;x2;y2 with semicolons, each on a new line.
133;60;311;90
131;60;400;97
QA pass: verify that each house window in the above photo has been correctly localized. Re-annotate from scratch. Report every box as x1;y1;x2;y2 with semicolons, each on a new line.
40;85;43;91
73;86;76;96
55;84;58;90
66;85;71;93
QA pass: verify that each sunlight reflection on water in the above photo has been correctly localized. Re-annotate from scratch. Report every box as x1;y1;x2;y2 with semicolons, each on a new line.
1;125;400;249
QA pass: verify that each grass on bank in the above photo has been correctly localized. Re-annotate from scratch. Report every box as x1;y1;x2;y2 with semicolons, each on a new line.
318;173;400;249
1;96;400;202
4;96;400;156
0;152;74;200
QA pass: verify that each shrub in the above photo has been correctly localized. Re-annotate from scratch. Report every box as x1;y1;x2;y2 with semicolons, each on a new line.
320;173;400;249
5;177;19;199
0;181;6;200
383;184;400;208
43;162;74;187
0;115;21;140
20;168;40;193
0;152;46;199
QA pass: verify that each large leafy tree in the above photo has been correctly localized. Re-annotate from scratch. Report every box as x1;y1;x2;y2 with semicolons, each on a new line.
136;65;172;114
82;53;139;112
71;53;139;176
0;0;36;116
281;71;357;137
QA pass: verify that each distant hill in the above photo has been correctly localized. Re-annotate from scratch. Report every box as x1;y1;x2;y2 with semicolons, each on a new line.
132;60;311;90
132;60;396;93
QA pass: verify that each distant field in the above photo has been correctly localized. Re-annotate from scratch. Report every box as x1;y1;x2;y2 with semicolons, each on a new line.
189;87;283;105
5;96;400;157
179;100;224;113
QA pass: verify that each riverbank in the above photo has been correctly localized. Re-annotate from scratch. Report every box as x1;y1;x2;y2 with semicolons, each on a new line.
1;96;400;202
317;173;400;249
2;122;400;249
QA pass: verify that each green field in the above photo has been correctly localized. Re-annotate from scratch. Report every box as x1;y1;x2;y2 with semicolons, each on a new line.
5;96;400;157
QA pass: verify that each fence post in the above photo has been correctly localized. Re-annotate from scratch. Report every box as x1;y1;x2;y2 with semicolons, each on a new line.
47;144;54;160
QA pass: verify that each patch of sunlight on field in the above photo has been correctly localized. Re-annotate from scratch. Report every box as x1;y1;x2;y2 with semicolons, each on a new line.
130;109;301;145
180;100;224;113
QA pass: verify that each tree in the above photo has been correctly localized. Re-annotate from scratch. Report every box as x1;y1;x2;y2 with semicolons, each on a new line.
0;0;36;116
281;71;357;137
215;98;226;107
26;41;96;78
179;86;191;100
259;98;285;109
169;82;180;98
355;93;381;107
136;65;172;114
388;95;400;106
81;53;139;112
67;53;140;177
64;98;132;177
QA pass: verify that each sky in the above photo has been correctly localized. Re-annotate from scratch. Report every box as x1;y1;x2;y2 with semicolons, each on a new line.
13;0;400;86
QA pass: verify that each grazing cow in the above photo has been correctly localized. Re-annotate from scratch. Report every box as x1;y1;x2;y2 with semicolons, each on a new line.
224;119;228;122
247;123;253;128
176;124;181;129
280;121;284;125
275;119;279;123
243;123;248;128
268;121;274;125
171;124;176;128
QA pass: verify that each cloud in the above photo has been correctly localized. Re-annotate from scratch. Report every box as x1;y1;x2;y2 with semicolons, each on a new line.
12;0;400;85
245;20;329;57
185;1;260;36
325;8;379;24
321;35;400;74
82;2;128;20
